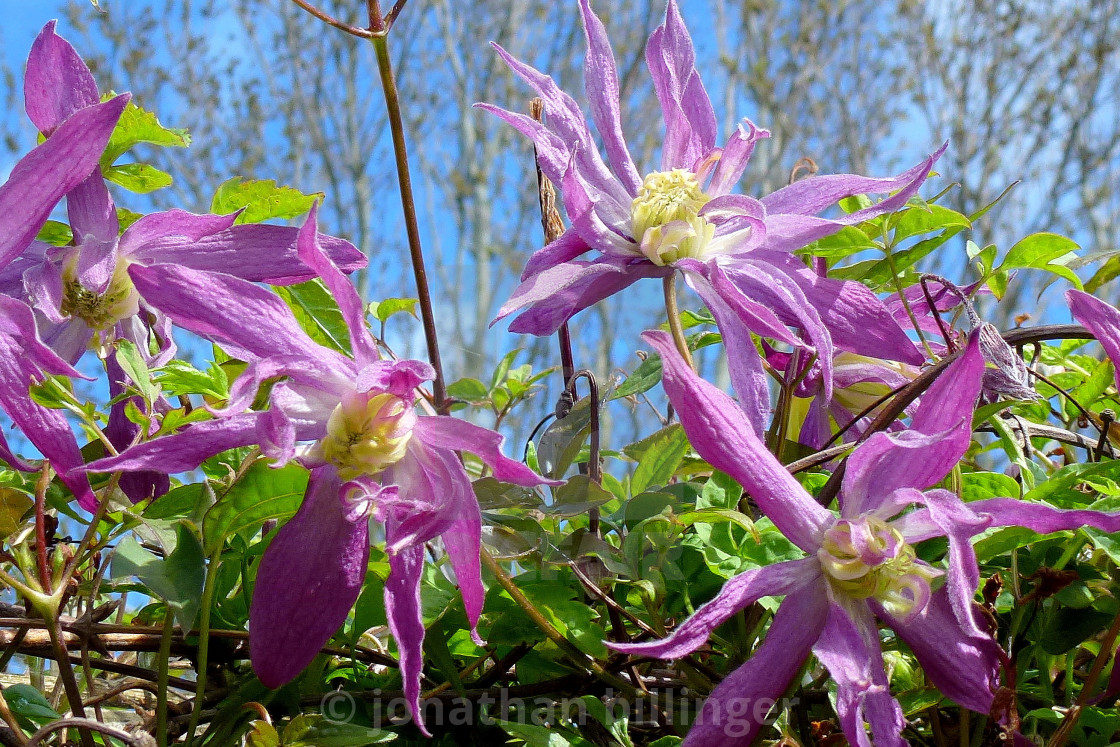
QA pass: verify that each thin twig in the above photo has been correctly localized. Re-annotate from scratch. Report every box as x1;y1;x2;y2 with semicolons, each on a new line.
27;717;155;747
288;0;372;37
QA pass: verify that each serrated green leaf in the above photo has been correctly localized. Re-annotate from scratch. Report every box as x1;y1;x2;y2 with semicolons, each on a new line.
537;397;592;479
154;359;229;400
203;460;309;554
999;232;1083;289
210;177;321;225
276;278;353;355
104;162;173;193
623;423;690;495
101;100;189;165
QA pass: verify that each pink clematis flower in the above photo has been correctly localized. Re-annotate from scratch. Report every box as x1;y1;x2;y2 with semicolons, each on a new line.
84;205;558;732
480;0;939;433
614;330;1120;746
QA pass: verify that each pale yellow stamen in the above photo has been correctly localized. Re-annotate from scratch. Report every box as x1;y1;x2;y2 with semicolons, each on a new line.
60;255;140;332
315;392;416;481
630;169;714;265
818;516;940;620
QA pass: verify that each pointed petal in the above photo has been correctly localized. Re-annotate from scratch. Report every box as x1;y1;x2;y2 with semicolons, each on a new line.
380;441;459;550
23;21;100;135
83;412;264;475
489;43;630;210
127;263;340;365
910;331;985;435
414;416;559;487
611;557;820;659
21;257;66;326
1068;290;1120;390
499;257;665;336
812;598;906;747
760;252;925;365
354;359;433;400
296;203;379;365
0;95;129;267
578;0;641;193
646;0;717;169
762;144;946;217
917;488;992;639
473;103;571;187
680;267;773;435
707;119;770;196
0;299;93;508
521;229;591;281
874;589;1000;714
682;583;827;747
383;541;431;736
970;497;1120;535
438;472;485;635
67;173;119;253
643;330;833;550
250;467;369;688
842;428;970;518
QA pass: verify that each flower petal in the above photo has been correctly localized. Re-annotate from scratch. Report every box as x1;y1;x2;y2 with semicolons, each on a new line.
578;0;641;193
123;210;366;283
83;412;265;475
0;95;129;268
520;229;591;281
762;144;946;218
610;557;820;659
873;588;1001;714
105;353;168;503
707;119;770;197
970;497;1120;535
23;21;100;135
296;203;379;365
812;598;906;747
1068;290;1120;390
680;266;773;435
250;467;369;688
644;330;833;550
681;583;827;747
127;263;341;366
382;541;431;736
414;416;560;487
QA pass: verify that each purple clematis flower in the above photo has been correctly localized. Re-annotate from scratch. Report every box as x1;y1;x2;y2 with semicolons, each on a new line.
84;205;558;732
6;22;366;366
613;330;1120;746
480;0;937;432
1068;290;1120;387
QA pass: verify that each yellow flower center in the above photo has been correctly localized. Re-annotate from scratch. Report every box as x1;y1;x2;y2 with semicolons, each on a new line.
316;392;416;481
818;516;939;620
60;255;140;332
630;169;714;265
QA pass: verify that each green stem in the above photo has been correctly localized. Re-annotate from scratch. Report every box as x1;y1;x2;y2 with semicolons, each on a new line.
881;239;934;359
185;549;222;746
370;31;448;414
663;274;694;370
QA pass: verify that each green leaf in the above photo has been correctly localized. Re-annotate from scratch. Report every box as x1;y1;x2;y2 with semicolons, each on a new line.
999;232;1082;289
153;359;229;400
1040;606;1112;655
0;487;32;539
611;353;663;400
210;177;321;224
103;162;173;193
283;714;396;746
112;522;205;629
446;377;489;403
892;204;971;242
35;220;73;246
623;423;690;495
495;720;595;747
276;278;353;355
2;683;60;728
801;224;878;260
1086;254;1120;293
202;460;309;554
244;720;281;747
114;339;159;404
368;297;419;324
545;475;613;517
101;100;190;165
537;397;592;479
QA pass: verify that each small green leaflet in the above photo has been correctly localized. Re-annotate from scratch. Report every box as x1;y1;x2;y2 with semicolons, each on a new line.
210;177;322;224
